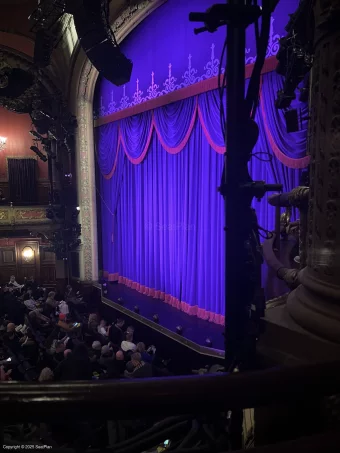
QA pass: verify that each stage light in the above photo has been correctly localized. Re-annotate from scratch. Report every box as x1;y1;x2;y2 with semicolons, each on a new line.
76;206;80;211
153;314;159;324
117;297;124;305
176;325;184;335
31;146;48;162
134;305;140;314
205;338;213;348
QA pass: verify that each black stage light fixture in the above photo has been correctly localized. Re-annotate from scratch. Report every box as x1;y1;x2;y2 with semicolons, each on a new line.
176;325;184;335
134;305;140;314
205;338;213;348
102;282;108;295
152;314;159;324
65;0;132;86
30;146;47;162
117;297;124;305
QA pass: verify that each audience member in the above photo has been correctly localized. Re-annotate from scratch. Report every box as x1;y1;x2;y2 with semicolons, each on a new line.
136;342;153;363
9;275;22;289
99;345;115;370
43;291;57;317
91;341;102;359
59;300;70;315
115;350;126;376
65;285;75;301
6;290;25;325
121;333;136;353
38;367;54;382
124;352;153;379
25;276;38;294
3;323;21;354
97;319;108;336
88;313;99;334
124;325;135;341
108;317;125;348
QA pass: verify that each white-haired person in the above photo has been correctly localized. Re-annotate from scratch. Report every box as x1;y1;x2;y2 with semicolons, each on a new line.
8;275;22;289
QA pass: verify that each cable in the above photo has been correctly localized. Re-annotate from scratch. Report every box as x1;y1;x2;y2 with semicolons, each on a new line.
250;152;273;162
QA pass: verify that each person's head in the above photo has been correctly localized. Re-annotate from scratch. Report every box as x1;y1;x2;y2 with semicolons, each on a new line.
29;310;37;320
116;350;124;361
126;333;134;343
92;341;102;352
89;313;98;323
27;289;33;297
64;349;72;358
136;342;146;353
29;276;34;281
116;317;125;328
131;352;142;367
126;326;134;335
48;291;56;299
66;285;72;291
99;319;107;327
6;323;15;335
38;367;54;382
9;276;15;283
101;345;113;358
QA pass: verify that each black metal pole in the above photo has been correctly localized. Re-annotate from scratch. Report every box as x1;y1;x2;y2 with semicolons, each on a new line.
225;0;250;370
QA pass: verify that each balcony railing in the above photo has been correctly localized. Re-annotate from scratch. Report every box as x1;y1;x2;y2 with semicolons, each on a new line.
0;204;51;226
0;361;339;452
1;360;340;421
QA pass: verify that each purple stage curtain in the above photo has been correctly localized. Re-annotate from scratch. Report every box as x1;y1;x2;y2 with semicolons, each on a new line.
120;111;153;163
97;72;307;324
100;119;225;324
96;122;119;178
153;97;197;152
198;90;224;149
260;72;310;168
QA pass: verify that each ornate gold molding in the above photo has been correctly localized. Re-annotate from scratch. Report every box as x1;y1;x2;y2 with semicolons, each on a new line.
0;205;51;225
73;0;167;281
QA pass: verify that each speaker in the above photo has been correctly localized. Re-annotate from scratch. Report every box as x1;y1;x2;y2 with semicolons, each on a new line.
66;0;133;86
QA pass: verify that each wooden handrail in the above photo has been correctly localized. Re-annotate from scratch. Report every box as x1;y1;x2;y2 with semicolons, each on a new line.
1;361;340;421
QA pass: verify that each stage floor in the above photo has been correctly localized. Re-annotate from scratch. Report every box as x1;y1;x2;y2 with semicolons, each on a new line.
101;283;225;351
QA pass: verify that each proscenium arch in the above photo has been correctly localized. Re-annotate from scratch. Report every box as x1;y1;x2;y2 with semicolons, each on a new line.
70;0;167;282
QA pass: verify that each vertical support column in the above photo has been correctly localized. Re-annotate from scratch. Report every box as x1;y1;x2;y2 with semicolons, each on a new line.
75;61;98;282
287;0;340;343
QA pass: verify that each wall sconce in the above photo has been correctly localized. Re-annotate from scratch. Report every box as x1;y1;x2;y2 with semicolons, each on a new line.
0;136;7;151
22;246;34;263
